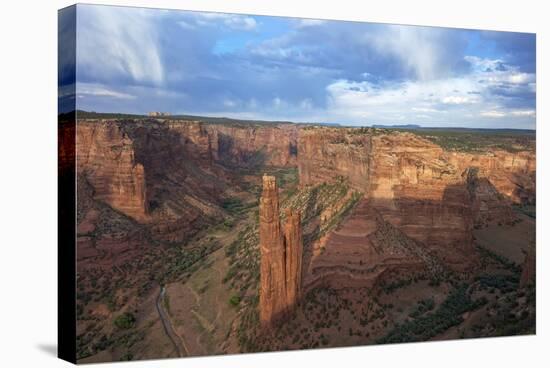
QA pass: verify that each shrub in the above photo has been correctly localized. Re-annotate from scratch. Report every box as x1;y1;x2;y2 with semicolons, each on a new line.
377;284;486;344
229;295;241;306
114;313;136;330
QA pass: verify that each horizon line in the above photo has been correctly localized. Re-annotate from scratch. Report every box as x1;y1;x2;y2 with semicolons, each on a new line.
59;110;537;131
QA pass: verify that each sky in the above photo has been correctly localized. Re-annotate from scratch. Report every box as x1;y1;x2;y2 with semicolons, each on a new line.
59;4;536;129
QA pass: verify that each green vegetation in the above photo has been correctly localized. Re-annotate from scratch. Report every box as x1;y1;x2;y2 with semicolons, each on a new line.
318;190;362;238
228;175;366;353
476;274;519;293
159;241;222;284
75;110;149;120
224;224;260;293
236;296;260;352
114;313;136;330
513;204;536;219
223;167;300;296
229;295;241;306
477;245;521;274
221;197;257;217
299;125;534;154
223;219;235;229
380;277;415;294
408;298;435;318
377;284;487;344
120;352;133;361
404;128;535;153
222;198;245;213
77;327;145;360
73;110;297;128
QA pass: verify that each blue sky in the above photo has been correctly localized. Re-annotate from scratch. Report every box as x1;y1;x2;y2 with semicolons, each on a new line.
61;4;536;128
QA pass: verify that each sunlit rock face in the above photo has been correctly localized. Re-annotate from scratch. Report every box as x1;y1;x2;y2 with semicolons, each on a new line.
259;175;303;326
284;208;303;308
76;122;148;221
297;128;535;271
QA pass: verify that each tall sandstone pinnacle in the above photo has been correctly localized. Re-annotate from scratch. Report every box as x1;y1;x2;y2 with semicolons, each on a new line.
259;175;303;327
284;208;303;308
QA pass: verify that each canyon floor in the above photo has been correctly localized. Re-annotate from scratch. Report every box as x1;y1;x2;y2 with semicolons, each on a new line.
71;116;535;362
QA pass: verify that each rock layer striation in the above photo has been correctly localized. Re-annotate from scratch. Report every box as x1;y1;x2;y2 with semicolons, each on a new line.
259;175;303;326
297;128;535;270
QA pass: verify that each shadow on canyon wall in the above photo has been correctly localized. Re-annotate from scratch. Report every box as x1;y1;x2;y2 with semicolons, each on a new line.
120;121;224;216
298;173;528;291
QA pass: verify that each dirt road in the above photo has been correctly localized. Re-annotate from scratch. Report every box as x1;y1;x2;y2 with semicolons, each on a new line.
156;286;190;357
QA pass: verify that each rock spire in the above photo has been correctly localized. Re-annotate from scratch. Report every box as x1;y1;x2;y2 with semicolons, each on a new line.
259;174;303;326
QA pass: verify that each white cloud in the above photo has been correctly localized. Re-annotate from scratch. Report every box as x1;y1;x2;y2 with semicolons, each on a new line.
193;12;257;30
511;109;536;117
249;43;313;63
223;98;238;108
77;83;136;99
323;55;535;127
58;83;76;98
177;20;195;30
366;26;450;81
481;110;506;118
441;96;473;104
508;73;534;84
77;6;164;85
296;19;326;28
226;16;257;31
273;97;284;108
326;76;477;115
412;107;442;113
300;98;313;109
466;56;535;86
480;109;536;119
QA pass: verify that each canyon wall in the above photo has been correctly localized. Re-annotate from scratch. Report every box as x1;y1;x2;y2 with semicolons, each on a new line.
75;119;298;228
206;123;298;167
76;122;148;221
166;120;217;164
448;150;536;204
298;128;535;205
298;128;370;188
76;120;229;245
297;128;535;269
75;119;534;275
259;175;302;326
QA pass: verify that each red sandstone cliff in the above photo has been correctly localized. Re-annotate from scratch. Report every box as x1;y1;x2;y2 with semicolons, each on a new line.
76;121;148;221
284;208;303;308
259;175;303;326
167;120;217;164
207;124;297;167
259;175;287;325
465;167;514;227
76;120;231;246
76;118;301;245
297;128;535;270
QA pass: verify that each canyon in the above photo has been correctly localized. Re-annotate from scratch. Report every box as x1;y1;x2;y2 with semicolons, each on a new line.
70;117;536;362
297;128;535;286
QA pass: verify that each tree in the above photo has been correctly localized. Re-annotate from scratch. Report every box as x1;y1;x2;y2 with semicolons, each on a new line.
114;312;136;330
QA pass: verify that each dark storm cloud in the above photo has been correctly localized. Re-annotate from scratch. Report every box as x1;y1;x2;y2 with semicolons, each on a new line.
479;31;536;73
58;6;77;113
72;5;536;128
